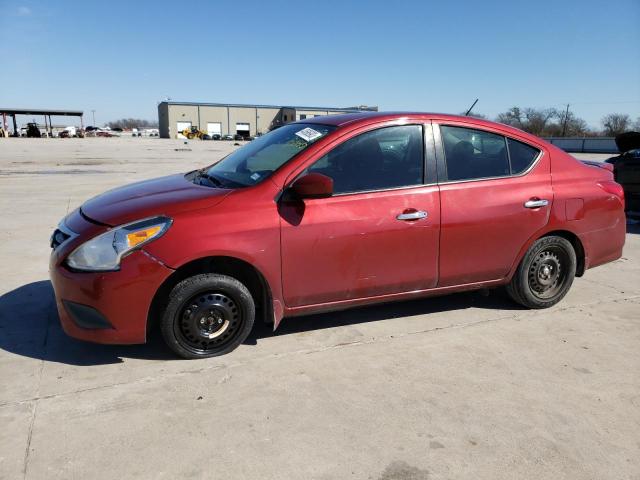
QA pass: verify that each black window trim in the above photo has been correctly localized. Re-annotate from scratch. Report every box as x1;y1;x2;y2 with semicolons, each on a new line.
433;123;543;185
300;123;437;198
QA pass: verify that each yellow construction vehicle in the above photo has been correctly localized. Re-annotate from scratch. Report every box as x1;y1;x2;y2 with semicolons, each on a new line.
179;126;207;140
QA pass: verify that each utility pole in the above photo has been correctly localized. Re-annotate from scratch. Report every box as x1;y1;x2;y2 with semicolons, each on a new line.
91;110;96;127
561;104;570;137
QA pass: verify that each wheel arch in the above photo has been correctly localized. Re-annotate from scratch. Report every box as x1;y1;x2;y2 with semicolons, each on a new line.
508;228;586;281
542;230;585;277
147;255;274;335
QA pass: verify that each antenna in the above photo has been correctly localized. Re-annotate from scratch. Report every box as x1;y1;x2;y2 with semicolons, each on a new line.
465;99;479;116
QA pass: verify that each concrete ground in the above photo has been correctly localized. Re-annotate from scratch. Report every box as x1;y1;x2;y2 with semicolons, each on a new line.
0;137;638;480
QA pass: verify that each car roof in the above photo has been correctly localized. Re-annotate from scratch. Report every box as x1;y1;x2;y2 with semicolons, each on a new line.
300;111;542;144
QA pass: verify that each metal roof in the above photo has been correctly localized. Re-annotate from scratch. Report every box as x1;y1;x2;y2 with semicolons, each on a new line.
0;108;83;116
159;101;377;112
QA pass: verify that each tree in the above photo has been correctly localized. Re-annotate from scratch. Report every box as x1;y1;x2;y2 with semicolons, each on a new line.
496;107;558;136
601;113;630;136
107;118;158;129
632;116;640;132
550;110;591;137
495;106;592;136
459;111;486;119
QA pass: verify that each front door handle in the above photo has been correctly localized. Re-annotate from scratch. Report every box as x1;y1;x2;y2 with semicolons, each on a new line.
396;210;428;221
524;198;549;209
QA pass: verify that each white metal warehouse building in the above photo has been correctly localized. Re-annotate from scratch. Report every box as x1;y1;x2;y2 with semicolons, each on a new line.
157;101;377;139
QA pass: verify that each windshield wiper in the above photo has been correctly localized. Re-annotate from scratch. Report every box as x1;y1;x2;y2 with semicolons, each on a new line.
197;170;228;188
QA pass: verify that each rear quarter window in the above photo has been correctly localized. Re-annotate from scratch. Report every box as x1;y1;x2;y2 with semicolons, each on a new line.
508;138;540;174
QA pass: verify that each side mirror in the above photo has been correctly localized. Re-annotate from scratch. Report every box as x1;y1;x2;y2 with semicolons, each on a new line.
291;173;333;199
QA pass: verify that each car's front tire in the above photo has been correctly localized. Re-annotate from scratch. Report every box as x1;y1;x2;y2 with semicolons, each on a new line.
160;274;255;359
507;236;576;309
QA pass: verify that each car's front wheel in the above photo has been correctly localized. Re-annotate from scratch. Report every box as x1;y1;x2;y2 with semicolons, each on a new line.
507;235;576;309
160;274;255;359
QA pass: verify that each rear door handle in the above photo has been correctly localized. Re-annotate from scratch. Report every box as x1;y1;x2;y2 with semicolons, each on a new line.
524;198;549;209
396;210;428;221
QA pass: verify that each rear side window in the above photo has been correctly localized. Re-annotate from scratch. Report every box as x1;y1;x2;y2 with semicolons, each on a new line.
308;125;424;194
441;125;540;181
441;126;509;181
507;138;540;174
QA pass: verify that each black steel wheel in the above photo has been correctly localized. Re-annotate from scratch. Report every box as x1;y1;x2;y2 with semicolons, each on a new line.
507;236;576;309
161;274;254;359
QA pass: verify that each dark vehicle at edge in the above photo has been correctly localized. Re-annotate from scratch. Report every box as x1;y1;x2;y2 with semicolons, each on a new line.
606;131;640;214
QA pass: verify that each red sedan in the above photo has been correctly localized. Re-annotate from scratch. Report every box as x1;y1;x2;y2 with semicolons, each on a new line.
49;113;626;358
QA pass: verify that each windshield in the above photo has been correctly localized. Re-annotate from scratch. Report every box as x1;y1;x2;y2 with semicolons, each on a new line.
203;123;335;187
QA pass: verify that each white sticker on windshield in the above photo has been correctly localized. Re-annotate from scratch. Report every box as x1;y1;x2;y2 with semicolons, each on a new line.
295;127;323;142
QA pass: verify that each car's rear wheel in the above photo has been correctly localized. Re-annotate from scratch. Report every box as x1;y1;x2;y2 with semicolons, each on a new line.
507;236;576;309
160;274;254;359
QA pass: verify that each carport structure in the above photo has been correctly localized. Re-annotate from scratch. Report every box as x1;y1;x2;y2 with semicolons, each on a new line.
0;108;83;137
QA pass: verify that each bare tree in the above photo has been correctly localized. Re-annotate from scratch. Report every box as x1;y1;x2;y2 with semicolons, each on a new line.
550;110;591;137
601;113;630;136
496;107;526;129
107;118;159;129
496;107;558;136
632;116;640;132
459;112;486;119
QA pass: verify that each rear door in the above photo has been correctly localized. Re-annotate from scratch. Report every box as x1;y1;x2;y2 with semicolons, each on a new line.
434;122;552;286
280;123;441;307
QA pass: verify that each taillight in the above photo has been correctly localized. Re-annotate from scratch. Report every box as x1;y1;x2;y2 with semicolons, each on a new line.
597;181;625;207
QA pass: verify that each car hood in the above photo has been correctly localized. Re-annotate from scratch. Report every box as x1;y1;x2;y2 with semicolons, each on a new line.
81;173;232;226
615;131;640;153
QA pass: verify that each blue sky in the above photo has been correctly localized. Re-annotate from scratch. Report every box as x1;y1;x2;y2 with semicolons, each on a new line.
1;0;639;128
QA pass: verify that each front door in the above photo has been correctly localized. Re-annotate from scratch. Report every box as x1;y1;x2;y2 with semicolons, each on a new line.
280;124;440;307
435;123;552;286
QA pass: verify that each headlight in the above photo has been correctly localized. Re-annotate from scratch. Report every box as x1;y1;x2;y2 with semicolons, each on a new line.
66;216;172;271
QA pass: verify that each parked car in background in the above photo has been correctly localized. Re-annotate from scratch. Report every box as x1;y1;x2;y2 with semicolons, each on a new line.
222;134;234;141
50;112;626;359
233;134;244;141
606;131;640;214
62;126;78;137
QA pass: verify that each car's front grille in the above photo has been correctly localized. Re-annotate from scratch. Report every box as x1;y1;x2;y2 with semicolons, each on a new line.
50;228;70;249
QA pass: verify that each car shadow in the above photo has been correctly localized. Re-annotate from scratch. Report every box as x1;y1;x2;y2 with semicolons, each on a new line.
241;288;525;344
0;280;175;366
0;280;524;366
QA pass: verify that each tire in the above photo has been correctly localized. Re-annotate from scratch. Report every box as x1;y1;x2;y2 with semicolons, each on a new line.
506;236;576;309
160;274;255;359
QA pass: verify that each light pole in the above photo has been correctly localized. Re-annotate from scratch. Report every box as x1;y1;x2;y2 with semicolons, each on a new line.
91;110;96;127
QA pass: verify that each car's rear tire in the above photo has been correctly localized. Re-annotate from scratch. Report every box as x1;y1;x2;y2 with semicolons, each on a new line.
507;236;576;309
160;274;255;359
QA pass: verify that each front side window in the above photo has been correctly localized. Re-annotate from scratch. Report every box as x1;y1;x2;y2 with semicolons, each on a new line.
308;125;424;194
441;125;541;181
204;123;335;187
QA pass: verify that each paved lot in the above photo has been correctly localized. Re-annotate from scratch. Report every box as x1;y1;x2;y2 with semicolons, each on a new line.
0;137;638;480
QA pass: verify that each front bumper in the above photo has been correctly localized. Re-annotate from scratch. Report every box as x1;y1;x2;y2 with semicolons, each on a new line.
49;211;174;344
